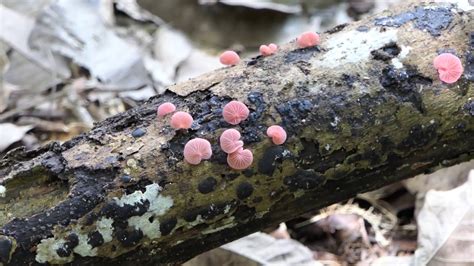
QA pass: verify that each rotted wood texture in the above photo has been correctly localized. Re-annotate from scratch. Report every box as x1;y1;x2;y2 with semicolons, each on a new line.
1;1;473;265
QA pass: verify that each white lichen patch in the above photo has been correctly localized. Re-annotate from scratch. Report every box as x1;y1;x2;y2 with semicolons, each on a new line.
96;217;114;242
35;184;173;263
391;58;404;69
0;185;6;197
391;45;411;69
115;183;173;239
73;233;97;257
313;28;398;68
36;238;72;264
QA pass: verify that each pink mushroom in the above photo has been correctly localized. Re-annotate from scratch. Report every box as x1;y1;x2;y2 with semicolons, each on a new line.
170;111;193;129
297;31;320;48
220;129;244;153
266;125;287;145
184;138;212;165
268;43;278;53
227;147;253;170
157;102;176;117
220;50;240;66
433;53;464;84
222;101;249;125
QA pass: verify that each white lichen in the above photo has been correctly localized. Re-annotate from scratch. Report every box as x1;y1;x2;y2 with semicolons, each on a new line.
313;28;398;68
73;233;97;257
96;217;114;242
0;185;6;197
36;238;72;264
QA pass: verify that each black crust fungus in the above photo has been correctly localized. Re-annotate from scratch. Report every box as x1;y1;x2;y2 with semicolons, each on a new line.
198;177;218;194
465;32;474;81
283;169;325;191
41;151;67;179
236;182;254;200
379;65;432;113
100;200;150;220
276;99;313;134
183;201;235;222
116;228;143;247
0;236;13;263
371;42;401;61
325;23;348;34
131;128;146;138
374;6;453;36
258;146;291;176
284;46;320;64
247;92;266;122
88;231;105;248
464;101;474;116
399;124;438;150
159;217;177;236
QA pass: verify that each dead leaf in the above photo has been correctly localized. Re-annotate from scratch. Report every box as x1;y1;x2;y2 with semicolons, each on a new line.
413;170;474;265
0;123;33;152
222;232;322;265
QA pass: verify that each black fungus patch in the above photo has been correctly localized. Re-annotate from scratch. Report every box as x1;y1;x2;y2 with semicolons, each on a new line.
284;46;320;64
283;169;325;191
465;33;474;81
88;231;104;248
116;228;143;247
236;182;254;200
198;177;218;194
41;151;67;179
183;201;236;222
399;124;438;150
123;179;153;194
247;92;266;122
258;146;291;176
233;205;256;221
131;128;146;138
374;7;453;36
371;42;401;61
55;233;79;258
0;237;13;263
121;175;132;183
326;23;348;34
159;217;177;236
276;99;313;133
298;139;350;173
342;74;358;88
221;173;240;181
464;101;474;116
379;65;432;113
100;199;150;220
240;125;263;144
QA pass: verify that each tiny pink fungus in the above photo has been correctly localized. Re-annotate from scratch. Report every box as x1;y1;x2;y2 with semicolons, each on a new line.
183;138;212;165
297;31;320;48
222;101;249;125
266;125;287;145
170;111;193;129
433;53;464;84
219;50;240;66
268;43;278;53
227;147;253;170
220;129;244;153
157;102;176;117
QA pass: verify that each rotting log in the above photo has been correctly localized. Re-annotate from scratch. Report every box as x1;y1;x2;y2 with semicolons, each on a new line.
1;1;473;265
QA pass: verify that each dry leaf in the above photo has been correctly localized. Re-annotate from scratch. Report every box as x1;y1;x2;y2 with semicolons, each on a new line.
413;170;474;265
0;123;33;152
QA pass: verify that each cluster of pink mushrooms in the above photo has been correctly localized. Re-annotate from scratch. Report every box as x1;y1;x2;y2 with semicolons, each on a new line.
157;100;286;170
155;31;465;170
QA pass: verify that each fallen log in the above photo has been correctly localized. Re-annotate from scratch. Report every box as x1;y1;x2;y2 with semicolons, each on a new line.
0;1;473;265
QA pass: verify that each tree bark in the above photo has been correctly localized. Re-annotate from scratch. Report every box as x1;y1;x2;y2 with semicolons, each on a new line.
1;1;473;265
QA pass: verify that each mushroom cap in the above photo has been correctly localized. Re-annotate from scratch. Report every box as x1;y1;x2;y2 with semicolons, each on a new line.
220;129;244;153
222;101;249;125
184;138;212;165
259;45;273;56
227;148;253;170
268;43;278;53
157;102;176;117
266;125;287;145
433;53;464;84
219;50;240;65
170;111;193;129
297;31;320;48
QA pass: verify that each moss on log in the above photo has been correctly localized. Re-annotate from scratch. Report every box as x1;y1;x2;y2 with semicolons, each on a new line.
1;1;473;265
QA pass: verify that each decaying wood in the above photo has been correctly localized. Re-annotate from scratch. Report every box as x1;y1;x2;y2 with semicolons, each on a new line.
1;1;473;265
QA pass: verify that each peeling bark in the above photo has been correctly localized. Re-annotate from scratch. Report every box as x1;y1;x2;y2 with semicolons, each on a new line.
1;1;473;265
